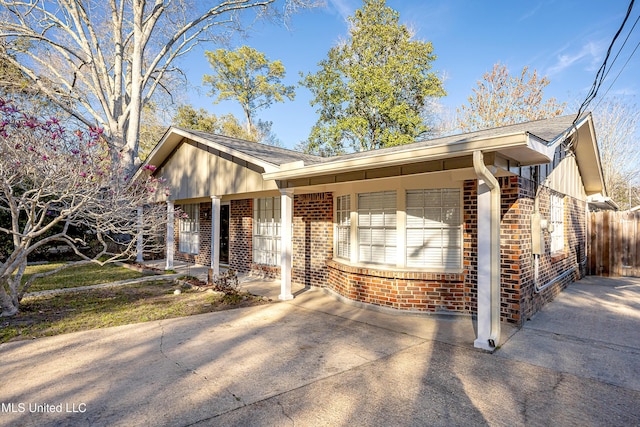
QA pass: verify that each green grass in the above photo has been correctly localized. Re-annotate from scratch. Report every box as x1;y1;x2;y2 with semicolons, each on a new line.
22;262;148;293
0;280;268;343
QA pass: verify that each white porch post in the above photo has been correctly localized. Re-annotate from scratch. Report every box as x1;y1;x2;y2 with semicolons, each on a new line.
136;206;144;263
211;196;221;277
166;201;174;270
279;188;294;301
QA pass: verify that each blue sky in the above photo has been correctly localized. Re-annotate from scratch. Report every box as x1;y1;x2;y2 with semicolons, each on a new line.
178;0;639;150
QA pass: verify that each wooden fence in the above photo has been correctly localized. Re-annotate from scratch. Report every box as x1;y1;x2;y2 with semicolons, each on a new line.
588;210;640;277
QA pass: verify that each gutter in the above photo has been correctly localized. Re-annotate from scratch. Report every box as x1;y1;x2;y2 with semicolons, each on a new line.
472;151;501;351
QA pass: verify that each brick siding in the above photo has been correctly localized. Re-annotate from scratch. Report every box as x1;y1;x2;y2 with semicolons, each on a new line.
167;174;585;324
293;193;333;288
326;261;466;312
230;199;252;273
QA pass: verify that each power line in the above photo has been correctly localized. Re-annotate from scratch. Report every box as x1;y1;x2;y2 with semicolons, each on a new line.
600;13;639;84
594;37;640;109
574;0;635;123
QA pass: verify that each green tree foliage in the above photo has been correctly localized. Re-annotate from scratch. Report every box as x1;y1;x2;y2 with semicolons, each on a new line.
457;63;565;132
173;104;282;146
300;0;445;155
203;46;295;135
174;104;253;140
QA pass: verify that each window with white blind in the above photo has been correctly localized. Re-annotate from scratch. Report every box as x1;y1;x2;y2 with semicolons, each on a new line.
253;197;281;266
336;195;351;259
178;204;199;254
358;191;397;265
406;189;462;269
550;193;565;253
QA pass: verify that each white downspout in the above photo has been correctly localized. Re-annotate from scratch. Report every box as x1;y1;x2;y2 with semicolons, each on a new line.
473;151;501;351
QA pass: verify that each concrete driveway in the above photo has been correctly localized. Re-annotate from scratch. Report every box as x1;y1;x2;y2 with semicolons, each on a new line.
1;276;639;426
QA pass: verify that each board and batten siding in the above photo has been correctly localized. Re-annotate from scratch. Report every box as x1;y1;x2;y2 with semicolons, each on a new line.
156;140;278;200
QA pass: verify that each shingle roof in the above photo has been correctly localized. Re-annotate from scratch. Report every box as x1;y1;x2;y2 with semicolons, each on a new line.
175;114;582;168
315;113;581;165
174;127;322;167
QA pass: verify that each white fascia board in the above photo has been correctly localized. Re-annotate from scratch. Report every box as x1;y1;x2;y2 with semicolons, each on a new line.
263;133;531;181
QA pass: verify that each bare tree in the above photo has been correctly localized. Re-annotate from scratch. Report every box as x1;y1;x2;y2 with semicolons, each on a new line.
593;97;640;208
0;0;316;173
0;99;168;317
457;63;565;132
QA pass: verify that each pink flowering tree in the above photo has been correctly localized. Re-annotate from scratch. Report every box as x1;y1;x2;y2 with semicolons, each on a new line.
0;99;168;317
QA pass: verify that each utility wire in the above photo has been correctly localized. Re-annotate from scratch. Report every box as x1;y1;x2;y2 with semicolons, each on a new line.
574;0;635;124
599;13;640;84
594;37;640;110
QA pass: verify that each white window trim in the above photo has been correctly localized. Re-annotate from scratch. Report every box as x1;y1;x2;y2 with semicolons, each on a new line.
333;187;463;272
335;194;351;260
357;191;397;265
550;193;565;253
178;203;199;255
253;197;281;266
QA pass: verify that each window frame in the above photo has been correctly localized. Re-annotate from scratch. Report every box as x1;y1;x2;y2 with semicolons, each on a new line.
335;194;351;260
550;193;565;253
405;188;463;269
178;203;199;255
252;197;281;266
333;187;463;271
357;191;397;265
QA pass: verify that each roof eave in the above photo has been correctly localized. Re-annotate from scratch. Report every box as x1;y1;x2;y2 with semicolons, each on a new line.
263;132;553;181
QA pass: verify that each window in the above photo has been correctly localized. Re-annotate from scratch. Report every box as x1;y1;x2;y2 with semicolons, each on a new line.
336;195;351;259
550;193;565;253
178;204;199;254
358;191;396;265
253;197;281;266
406;189;462;269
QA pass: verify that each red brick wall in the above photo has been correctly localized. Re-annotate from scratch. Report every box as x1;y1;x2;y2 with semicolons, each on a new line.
463;180;478;317
463;176;585;326
326;261;466;311
230;199;252;273
293;193;333;288
519;185;586;321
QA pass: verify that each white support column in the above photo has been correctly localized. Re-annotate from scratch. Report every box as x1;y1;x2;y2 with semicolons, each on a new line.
165;201;174;270
473;151;501;351
475;179;493;348
211;196;221;277
136;206;144;263
279;188;294;301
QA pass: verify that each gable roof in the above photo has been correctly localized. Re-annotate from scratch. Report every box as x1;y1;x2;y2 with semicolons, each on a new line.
174;128;322;167
140;127;321;177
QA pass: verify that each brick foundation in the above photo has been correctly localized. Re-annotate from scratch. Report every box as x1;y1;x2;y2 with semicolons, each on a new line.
326;260;466;312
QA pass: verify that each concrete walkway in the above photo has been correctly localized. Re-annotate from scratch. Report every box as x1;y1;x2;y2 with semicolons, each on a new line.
0;275;638;426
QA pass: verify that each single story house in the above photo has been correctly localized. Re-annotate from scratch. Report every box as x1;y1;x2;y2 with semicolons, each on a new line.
138;113;606;350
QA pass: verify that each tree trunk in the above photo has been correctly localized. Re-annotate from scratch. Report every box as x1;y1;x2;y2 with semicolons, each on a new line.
0;281;19;317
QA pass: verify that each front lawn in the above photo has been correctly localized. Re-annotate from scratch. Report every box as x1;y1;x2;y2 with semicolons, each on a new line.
22;262;149;293
0;280;268;343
